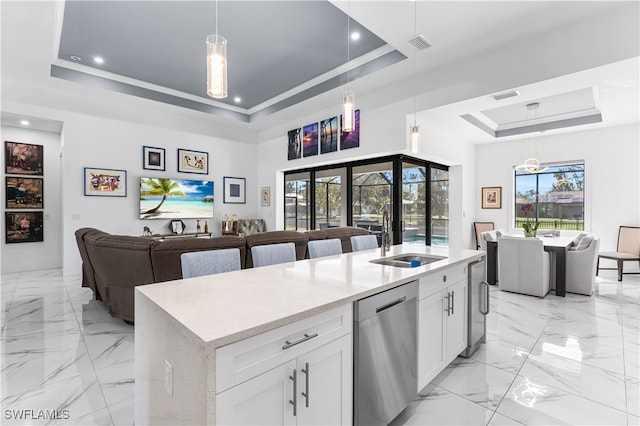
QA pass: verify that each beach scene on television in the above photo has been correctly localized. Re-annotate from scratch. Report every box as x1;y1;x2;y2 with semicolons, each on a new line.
140;177;213;219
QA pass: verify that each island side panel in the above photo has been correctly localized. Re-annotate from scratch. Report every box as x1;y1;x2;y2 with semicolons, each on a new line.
135;289;214;425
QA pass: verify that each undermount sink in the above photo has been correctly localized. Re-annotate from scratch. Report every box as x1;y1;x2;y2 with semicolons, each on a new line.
369;253;448;268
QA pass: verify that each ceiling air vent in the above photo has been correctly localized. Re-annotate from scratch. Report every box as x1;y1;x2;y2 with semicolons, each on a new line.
408;34;432;51
491;90;520;101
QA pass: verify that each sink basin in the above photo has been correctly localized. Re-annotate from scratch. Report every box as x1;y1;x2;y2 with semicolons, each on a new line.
369;253;448;268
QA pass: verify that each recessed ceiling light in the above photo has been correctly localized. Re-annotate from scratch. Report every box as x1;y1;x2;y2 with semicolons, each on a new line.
20;120;30;126
93;56;104;64
351;32;360;41
234;96;242;103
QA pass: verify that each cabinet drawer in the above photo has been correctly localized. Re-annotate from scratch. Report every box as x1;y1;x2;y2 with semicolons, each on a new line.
216;304;352;393
419;263;467;299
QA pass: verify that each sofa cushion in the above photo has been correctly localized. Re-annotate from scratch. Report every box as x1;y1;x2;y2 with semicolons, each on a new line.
245;231;309;267
151;236;246;282
324;226;371;253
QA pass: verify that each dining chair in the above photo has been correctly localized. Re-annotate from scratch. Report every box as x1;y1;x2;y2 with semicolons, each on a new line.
498;236;550;297
597;226;640;281
350;235;379;252
308;238;343;259
181;248;241;278
566;235;600;295
251;242;296;267
474;222;494;250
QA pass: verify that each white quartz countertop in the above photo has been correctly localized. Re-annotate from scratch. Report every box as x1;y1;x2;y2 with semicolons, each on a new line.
135;243;484;348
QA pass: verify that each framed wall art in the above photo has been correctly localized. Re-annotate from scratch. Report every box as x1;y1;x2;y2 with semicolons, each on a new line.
5;141;44;175
481;186;502;209
5;177;44;209
177;148;208;174
340;109;360;150
302;122;318;157
287;128;302;160
320;116;338;154
260;186;270;207
143;146;166;171
5;211;44;243
84;167;127;197
223;177;246;204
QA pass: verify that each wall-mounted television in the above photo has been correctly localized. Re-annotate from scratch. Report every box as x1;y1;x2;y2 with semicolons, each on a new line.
140;177;214;220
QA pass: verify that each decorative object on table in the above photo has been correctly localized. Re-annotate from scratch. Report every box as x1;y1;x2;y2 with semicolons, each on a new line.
223;177;246;204
221;214;238;236
4;141;43;175
320;116;338;154
287;128;302;160
520;203;539;237
177;148;208;174
196;219;201;232
169;219;186;234
142;146;166;171
140;177;213;219
142;226;153;236
5;177;43;209
302;122;319;157
260;186;270;207
481;186;501;209
204;220;209;233
84;167;127;197
5;211;43;243
340;109;360;150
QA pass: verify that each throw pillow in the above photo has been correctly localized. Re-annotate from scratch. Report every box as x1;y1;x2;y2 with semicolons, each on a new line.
572;232;588;247
574;235;593;251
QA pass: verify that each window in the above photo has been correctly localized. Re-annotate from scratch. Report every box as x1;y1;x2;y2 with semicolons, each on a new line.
284;154;449;245
514;162;584;231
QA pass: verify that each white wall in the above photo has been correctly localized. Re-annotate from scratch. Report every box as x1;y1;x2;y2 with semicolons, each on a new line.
1;126;63;273
475;123;640;257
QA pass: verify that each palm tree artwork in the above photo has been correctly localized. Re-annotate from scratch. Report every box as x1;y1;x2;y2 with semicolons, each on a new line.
140;178;186;215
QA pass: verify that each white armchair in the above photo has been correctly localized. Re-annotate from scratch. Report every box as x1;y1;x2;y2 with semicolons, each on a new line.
566;235;600;295
498;236;550;298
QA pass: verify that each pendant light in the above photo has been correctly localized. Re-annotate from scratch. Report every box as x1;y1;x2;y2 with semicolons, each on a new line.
206;0;227;99
342;3;355;133
516;102;548;173
409;0;420;153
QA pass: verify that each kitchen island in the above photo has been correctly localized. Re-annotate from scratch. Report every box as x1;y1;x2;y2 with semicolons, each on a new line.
135;243;484;425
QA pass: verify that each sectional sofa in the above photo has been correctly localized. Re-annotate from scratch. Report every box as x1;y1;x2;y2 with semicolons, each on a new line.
75;226;371;323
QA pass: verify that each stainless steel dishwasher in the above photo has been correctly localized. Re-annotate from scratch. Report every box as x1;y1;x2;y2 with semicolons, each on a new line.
353;281;418;425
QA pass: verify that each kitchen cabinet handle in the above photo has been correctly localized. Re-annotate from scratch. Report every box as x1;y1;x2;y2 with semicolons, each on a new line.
289;369;297;416
451;290;455;315
444;293;450;316
375;296;406;313
480;281;490;315
282;333;319;350
301;362;310;407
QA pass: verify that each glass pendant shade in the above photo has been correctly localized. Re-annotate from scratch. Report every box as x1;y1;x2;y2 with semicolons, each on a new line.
206;34;227;99
410;125;420;153
342;90;355;132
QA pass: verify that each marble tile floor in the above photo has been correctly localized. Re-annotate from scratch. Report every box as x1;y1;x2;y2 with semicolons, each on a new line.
1;269;638;425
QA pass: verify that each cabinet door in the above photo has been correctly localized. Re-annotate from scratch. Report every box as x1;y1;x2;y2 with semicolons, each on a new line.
297;335;352;426
417;291;444;391
216;360;297;425
444;280;467;364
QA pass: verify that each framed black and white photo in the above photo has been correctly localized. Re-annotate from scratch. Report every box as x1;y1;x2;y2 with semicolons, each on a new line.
223;176;246;204
143;146;165;171
177;148;208;174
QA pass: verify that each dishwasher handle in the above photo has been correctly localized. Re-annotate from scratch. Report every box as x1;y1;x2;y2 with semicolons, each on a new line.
375;296;407;314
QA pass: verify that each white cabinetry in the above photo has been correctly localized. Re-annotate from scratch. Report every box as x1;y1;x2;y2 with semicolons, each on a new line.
216;305;352;425
417;263;468;391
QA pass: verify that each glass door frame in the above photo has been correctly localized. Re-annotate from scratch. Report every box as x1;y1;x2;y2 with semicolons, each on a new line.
283;154;449;245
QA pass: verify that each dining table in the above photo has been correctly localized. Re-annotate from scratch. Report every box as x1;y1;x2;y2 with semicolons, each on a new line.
486;234;574;297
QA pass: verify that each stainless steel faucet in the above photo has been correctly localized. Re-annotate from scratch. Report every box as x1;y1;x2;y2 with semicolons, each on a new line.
381;209;391;256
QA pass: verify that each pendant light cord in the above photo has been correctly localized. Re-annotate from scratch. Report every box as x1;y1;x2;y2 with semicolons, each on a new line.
215;0;218;36
413;0;417;127
347;1;350;86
